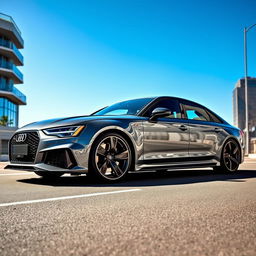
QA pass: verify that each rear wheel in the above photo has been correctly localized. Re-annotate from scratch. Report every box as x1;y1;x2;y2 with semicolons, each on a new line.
34;171;64;179
88;133;132;182
214;139;241;173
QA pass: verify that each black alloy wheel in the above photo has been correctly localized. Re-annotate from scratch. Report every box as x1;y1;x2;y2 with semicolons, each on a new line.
214;139;241;173
89;133;132;182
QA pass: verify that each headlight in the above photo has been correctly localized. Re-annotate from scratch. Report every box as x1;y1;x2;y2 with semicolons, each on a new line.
43;125;85;137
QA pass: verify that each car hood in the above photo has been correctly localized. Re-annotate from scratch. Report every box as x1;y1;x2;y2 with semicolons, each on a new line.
18;115;144;131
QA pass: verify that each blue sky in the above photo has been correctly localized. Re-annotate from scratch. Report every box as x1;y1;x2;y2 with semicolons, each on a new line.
1;0;256;126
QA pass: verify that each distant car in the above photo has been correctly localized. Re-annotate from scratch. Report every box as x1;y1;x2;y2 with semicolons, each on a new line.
6;96;244;182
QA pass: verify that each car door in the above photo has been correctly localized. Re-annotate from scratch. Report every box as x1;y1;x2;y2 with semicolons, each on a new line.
181;100;224;158
142;98;190;162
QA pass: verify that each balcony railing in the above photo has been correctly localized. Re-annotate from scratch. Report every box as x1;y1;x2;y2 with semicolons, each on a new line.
0;61;23;81
0;80;26;103
0;37;23;63
12;64;23;81
12;86;26;103
0;13;21;35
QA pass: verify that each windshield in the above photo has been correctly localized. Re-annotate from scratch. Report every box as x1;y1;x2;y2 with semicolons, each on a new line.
92;98;154;116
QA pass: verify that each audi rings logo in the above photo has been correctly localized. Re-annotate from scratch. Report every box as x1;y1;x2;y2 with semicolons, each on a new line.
15;133;27;143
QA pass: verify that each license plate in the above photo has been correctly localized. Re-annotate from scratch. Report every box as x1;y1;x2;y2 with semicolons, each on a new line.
12;144;28;156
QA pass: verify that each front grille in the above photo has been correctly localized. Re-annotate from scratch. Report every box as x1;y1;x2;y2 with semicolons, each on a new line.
9;132;40;163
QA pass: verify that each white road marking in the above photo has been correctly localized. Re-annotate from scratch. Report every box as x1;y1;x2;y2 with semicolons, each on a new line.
0;189;142;207
0;173;33;176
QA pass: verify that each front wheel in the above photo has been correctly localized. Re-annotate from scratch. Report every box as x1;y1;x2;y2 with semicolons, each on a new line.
34;171;64;179
213;139;241;173
88;133;132;182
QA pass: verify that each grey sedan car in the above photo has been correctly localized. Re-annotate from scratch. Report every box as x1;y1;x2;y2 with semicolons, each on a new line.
6;96;244;182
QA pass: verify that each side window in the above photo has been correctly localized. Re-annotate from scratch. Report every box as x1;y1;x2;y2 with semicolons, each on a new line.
183;104;211;122
207;110;223;123
144;99;182;119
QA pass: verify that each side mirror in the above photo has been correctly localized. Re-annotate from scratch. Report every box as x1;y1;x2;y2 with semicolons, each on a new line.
149;107;172;121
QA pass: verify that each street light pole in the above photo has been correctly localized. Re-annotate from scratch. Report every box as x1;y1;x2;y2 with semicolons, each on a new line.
244;28;249;155
243;24;256;156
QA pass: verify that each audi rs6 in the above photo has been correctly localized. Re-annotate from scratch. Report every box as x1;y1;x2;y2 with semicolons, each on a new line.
6;96;244;182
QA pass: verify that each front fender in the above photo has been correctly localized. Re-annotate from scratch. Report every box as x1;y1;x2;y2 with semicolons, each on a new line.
74;120;144;170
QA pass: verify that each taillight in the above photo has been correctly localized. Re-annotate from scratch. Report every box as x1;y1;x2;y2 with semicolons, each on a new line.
239;130;244;137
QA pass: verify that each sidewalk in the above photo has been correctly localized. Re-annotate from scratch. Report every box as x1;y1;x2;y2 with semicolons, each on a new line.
0;162;8;169
244;157;256;163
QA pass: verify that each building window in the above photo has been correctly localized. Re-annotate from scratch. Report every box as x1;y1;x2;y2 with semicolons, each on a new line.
0;98;18;127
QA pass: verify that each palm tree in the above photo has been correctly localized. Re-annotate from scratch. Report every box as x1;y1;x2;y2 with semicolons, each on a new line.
0;115;13;126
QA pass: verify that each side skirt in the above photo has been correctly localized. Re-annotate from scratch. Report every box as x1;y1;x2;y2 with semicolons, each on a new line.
135;157;218;171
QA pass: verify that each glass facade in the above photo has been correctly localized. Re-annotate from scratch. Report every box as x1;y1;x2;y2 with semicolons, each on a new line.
0;76;13;90
0;97;18;127
233;78;256;153
0;55;9;68
0;13;25;158
0;13;25;131
0;70;19;127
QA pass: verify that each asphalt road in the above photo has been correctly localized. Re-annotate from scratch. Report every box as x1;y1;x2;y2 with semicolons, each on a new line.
0;159;256;256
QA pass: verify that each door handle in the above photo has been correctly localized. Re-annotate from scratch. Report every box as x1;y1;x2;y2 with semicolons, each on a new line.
179;124;187;131
214;128;221;133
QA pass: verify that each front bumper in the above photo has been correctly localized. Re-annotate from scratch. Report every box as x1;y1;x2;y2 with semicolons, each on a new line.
5;163;88;173
7;130;90;173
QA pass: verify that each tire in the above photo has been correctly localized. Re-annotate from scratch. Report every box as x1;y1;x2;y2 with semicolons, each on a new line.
213;139;241;173
88;132;132;182
34;171;64;179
